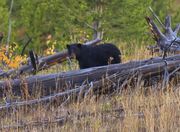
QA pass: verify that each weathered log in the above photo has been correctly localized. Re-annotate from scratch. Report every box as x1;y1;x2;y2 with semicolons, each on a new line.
146;9;180;54
0;38;101;78
0;54;179;99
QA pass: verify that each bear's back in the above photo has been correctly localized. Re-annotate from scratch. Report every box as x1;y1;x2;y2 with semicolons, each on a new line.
94;43;121;54
78;43;121;69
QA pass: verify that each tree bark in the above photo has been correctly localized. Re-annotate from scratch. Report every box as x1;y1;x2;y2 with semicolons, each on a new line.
145;15;180;54
0;54;179;99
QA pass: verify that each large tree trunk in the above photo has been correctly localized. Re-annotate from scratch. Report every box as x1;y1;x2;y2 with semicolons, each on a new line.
0;54;179;99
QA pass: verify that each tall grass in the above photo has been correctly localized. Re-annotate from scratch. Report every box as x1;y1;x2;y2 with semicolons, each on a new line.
0;45;179;131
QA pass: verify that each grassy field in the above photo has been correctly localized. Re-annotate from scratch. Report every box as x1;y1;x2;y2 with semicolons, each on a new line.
0;45;179;132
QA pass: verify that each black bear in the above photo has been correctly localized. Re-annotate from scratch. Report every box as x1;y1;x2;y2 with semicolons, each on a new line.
67;43;121;69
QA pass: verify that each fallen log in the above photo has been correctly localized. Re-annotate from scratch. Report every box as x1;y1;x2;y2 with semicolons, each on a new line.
0;54;179;99
0;38;101;78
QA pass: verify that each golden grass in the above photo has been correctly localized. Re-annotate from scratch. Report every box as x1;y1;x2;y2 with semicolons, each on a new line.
0;87;179;131
0;44;179;131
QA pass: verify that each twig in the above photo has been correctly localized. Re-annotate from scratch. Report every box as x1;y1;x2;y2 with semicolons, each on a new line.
29;50;37;73
85;21;101;40
85;23;97;32
174;24;180;36
21;33;32;56
66;57;73;70
60;96;71;107
77;80;88;102
168;65;180;77
115;72;138;94
149;6;166;29
162;60;169;89
163;38;177;59
145;16;166;40
84;82;94;98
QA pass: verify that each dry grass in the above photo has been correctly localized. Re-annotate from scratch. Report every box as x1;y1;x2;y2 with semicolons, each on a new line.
0;87;179;131
0;45;179;132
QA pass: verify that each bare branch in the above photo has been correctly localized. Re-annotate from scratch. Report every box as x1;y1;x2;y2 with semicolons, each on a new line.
21;33;32;56
29;50;37;73
145;16;166;41
174;24;180;36
165;15;171;28
149;7;166;29
85;21;102;40
164;15;174;39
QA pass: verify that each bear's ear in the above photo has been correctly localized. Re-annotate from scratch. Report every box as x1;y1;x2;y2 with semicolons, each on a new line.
66;44;70;49
77;43;82;48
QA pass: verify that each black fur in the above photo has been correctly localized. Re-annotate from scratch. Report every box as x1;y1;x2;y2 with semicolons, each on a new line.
67;43;121;69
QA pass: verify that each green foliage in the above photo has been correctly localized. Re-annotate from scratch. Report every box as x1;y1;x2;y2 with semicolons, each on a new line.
102;0;152;42
17;0;91;52
0;0;9;43
0;0;179;54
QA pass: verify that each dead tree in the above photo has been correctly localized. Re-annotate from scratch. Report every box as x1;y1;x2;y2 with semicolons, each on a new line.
146;7;180;55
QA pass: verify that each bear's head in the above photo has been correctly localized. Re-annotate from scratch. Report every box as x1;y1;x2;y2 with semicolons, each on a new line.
66;43;82;58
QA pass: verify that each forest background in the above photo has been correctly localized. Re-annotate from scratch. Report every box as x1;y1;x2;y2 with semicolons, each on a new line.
0;0;179;55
